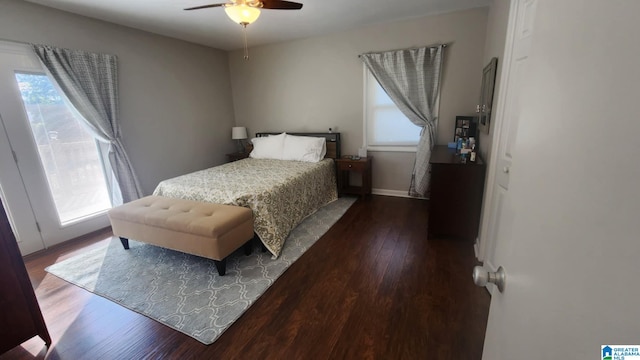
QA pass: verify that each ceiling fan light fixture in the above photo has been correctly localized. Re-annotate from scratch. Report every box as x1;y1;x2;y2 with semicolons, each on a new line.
224;4;261;25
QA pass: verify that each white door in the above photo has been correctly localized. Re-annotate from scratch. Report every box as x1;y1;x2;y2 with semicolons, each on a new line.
0;116;45;254
480;1;640;358
0;42;111;255
477;0;534;274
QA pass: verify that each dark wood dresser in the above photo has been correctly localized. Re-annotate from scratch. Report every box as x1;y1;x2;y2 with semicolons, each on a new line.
0;199;51;354
428;146;486;241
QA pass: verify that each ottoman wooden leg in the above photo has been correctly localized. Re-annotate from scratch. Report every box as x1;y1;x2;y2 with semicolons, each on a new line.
243;239;253;256
214;258;227;276
252;233;267;253
119;237;130;250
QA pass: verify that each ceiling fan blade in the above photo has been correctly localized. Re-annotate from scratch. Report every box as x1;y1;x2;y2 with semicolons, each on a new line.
261;0;303;10
184;3;227;11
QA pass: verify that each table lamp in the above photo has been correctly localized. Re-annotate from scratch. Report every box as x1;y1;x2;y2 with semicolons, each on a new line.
232;126;248;153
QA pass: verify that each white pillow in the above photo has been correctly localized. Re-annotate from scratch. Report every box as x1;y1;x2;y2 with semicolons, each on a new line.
249;132;286;159
282;134;327;162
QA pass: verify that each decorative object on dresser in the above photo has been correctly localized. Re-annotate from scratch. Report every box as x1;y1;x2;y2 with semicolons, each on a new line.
0;199;51;355
231;126;248;153
453;115;478;144
336;156;373;199
428;146;486;241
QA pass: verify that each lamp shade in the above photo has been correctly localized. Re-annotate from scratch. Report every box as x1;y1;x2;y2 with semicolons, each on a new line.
224;5;261;25
232;126;248;140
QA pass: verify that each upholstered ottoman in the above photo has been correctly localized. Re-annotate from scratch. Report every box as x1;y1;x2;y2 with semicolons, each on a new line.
107;195;254;276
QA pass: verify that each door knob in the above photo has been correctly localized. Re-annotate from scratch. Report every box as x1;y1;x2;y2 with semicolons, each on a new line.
473;266;506;293
503;166;510;173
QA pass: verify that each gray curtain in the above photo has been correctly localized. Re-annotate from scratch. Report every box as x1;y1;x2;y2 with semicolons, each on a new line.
361;45;444;197
32;44;143;203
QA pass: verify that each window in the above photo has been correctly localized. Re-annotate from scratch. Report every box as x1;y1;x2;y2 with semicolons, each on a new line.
15;73;112;225
363;66;421;151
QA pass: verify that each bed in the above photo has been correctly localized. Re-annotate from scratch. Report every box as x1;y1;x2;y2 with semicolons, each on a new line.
152;132;341;257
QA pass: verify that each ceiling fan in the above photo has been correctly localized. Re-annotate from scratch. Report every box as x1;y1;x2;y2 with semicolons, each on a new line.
185;0;303;14
185;0;304;59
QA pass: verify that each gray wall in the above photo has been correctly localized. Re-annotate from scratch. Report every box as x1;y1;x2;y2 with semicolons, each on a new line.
0;0;491;195
229;8;489;193
0;0;236;195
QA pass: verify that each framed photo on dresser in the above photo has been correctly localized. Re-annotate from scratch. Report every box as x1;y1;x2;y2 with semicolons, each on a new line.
453;116;478;143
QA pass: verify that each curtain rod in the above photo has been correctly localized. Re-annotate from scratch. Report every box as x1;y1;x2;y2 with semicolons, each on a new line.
358;43;449;58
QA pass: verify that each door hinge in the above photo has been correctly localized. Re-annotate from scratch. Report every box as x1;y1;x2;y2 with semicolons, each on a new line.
35;222;41;232
12;150;17;164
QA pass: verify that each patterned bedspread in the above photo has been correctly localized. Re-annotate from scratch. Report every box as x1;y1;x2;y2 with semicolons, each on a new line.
152;158;337;257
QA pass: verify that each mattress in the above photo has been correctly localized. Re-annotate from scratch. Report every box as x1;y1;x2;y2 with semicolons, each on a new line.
153;158;337;257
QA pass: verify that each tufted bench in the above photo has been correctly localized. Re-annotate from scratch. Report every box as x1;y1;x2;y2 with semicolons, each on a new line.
107;195;254;276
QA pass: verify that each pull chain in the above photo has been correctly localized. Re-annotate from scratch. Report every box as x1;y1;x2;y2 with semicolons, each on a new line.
241;23;250;60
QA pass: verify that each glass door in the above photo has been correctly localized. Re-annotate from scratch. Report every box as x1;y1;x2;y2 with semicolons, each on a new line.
0;41;113;254
14;72;112;225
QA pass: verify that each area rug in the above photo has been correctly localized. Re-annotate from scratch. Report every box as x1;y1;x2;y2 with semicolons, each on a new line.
45;197;356;345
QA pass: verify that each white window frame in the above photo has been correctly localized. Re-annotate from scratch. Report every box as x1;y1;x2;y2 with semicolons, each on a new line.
362;65;420;153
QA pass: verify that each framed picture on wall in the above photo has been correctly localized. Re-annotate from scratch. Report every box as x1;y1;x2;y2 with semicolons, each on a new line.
478;57;498;134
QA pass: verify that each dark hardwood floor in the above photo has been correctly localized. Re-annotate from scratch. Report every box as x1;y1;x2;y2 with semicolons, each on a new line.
2;195;490;360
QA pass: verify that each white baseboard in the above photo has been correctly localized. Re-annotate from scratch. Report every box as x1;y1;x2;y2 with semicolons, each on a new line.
371;188;428;200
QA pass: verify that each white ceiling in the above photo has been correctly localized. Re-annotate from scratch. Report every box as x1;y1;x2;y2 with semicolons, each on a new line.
24;0;490;51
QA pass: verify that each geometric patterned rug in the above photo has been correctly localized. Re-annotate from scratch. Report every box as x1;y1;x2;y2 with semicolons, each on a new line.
45;197;356;345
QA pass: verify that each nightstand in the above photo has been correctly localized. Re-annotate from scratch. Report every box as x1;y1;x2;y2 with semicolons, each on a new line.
226;152;249;162
335;156;373;198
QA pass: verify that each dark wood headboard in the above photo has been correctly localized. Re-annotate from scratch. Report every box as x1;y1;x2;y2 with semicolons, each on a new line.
254;132;341;159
